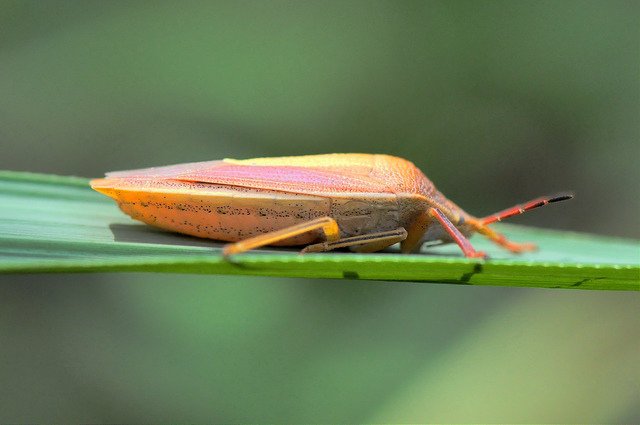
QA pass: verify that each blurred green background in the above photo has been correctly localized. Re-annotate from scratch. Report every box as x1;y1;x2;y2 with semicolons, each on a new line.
1;0;638;422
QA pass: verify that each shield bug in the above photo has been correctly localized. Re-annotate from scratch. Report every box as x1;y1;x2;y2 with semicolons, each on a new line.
90;154;572;258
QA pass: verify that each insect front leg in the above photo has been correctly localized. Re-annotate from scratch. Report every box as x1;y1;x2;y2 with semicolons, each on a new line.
468;220;537;253
301;228;408;253
400;209;432;253
428;208;487;258
222;216;340;257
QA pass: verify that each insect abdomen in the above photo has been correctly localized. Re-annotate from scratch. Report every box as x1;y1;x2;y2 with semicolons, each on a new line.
92;179;331;245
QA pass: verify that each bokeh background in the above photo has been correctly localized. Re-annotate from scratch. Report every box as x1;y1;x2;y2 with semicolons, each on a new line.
1;0;639;422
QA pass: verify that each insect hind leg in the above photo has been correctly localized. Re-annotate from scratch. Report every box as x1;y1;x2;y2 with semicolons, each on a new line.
223;216;340;257
301;228;408;253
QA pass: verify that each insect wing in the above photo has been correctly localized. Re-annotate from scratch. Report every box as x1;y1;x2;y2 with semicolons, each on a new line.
175;162;391;195
104;160;222;179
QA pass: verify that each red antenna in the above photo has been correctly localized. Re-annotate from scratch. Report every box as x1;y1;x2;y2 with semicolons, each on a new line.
481;192;574;225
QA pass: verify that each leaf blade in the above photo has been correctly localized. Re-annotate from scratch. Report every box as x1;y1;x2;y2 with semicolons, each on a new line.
1;171;638;290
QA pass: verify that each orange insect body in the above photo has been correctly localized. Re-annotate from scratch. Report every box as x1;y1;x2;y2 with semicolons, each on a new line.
91;154;571;258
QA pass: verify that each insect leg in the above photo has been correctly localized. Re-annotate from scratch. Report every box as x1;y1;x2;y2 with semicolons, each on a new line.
222;216;340;257
429;208;487;258
401;209;432;253
301;228;408;253
469;221;537;253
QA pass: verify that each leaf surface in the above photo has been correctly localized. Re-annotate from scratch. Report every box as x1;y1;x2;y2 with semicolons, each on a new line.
1;171;638;290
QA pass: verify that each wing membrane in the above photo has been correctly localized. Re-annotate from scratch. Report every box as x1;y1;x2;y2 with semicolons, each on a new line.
103;158;392;195
177;162;391;194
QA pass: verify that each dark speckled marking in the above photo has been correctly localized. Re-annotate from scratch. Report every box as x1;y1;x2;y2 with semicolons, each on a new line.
571;276;605;287
460;263;483;283
107;181;334;244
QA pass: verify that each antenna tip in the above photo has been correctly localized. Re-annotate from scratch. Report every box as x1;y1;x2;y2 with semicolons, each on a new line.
548;192;574;203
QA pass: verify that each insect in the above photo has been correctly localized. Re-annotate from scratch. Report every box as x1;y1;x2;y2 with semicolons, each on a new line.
90;154;572;258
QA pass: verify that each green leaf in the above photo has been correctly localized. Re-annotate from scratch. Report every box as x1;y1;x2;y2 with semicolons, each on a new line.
1;171;638;290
